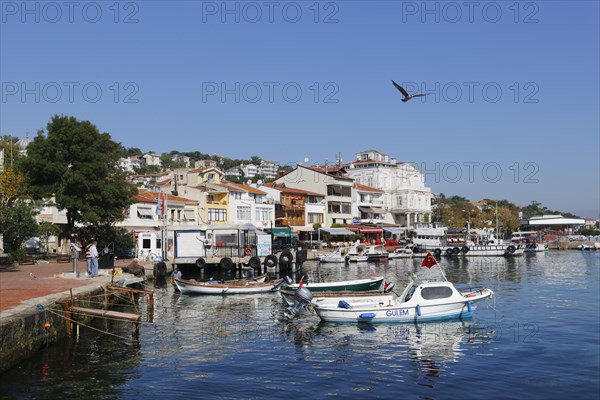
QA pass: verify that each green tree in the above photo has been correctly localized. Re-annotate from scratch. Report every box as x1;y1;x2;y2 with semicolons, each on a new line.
0;200;38;252
22;115;137;236
37;221;61;254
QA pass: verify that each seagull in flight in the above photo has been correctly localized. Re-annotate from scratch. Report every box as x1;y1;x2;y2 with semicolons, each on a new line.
392;80;428;102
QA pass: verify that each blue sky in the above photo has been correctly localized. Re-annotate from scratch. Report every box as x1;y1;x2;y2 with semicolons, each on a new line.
1;0;599;218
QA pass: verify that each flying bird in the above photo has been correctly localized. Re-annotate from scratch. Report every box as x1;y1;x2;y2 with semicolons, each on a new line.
392;80;428;102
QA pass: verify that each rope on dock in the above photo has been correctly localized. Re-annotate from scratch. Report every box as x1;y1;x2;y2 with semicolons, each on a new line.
43;307;134;342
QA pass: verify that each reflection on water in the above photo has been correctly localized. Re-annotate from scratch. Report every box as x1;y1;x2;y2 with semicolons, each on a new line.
0;252;598;399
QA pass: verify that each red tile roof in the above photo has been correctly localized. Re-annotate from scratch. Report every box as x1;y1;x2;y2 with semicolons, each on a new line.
353;183;384;193
133;190;197;204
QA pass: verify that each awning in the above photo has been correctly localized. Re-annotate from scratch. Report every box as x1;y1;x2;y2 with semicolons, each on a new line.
137;208;154;217
370;207;385;214
292;226;314;232
360;228;382;233
384;227;405;235
266;228;299;239
319;228;355;235
358;206;373;213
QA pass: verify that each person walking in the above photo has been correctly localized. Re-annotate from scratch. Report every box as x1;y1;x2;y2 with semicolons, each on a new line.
89;240;99;277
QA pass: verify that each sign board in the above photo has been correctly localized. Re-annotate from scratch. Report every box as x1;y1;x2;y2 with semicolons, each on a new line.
256;233;272;257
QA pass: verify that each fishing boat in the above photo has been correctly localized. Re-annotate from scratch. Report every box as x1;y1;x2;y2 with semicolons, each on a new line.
510;231;548;253
388;246;413;259
282;276;386;293
295;252;493;323
319;244;368;263
174;274;285;295
365;245;390;262
318;247;348;263
281;288;395;307
313;277;493;323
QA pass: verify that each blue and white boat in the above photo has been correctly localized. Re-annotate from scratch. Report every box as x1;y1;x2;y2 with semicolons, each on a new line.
313;276;493;323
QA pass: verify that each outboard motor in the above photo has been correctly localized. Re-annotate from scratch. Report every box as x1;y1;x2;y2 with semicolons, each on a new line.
285;287;314;319
271;276;293;292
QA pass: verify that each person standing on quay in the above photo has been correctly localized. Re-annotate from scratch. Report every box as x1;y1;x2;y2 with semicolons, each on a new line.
85;241;93;276
89;240;99;277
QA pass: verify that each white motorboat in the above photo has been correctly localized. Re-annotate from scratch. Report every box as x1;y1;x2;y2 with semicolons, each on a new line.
388;246;413;259
313;276;493;323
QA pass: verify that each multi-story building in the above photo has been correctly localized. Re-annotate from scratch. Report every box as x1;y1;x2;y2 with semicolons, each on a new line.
240;164;258;178
346;149;433;227
274;165;353;227
353;183;385;223
172;154;191;167
118;156;143;173
257;160;279;180
141;153;162;167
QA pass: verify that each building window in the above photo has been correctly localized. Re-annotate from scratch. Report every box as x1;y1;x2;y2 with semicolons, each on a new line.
256;207;272;221
137;208;154;220
327;185;351;197
237;206;251;220
208;208;227;222
328;202;351;214
308;213;324;224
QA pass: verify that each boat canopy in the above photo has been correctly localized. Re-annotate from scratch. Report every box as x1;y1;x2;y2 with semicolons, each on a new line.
320;228;355;235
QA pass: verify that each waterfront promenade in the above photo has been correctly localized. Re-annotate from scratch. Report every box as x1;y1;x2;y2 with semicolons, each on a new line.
0;258;135;314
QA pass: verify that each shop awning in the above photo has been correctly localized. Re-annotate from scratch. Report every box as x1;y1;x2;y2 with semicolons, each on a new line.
319;228;355;235
358;206;373;213
370;207;385;214
266;228;299;239
292;226;314;232
360;228;382;233
383;227;405;235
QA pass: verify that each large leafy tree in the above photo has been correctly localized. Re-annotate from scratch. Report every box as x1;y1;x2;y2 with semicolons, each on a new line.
22;115;137;235
0;167;38;252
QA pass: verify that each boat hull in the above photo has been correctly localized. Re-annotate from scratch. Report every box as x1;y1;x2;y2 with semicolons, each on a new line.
284;276;385;294
315;287;493;323
175;277;282;295
281;289;393;307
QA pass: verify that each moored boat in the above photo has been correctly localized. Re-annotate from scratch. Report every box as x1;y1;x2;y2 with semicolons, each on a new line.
282;276;386;293
174;274;284;295
365;245;390;262
313;278;493;323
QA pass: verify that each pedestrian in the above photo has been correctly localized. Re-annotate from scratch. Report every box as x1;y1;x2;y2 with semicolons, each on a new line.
89;240;99;277
85;241;93;276
171;266;182;283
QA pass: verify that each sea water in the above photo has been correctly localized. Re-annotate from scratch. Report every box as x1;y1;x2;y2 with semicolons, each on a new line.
0;251;598;399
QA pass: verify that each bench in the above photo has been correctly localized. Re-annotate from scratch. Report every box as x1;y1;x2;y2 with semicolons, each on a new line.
18;255;36;265
56;254;72;263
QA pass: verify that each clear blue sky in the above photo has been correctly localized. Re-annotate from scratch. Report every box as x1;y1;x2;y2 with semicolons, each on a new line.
1;1;598;218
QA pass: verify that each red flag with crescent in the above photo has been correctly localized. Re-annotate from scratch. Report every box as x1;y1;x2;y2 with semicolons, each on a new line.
421;252;437;268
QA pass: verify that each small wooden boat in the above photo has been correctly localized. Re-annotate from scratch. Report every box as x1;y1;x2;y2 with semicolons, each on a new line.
313;276;493;323
174;274;284;295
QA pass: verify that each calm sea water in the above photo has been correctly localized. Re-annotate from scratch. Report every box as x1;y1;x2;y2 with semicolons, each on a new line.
1;251;599;399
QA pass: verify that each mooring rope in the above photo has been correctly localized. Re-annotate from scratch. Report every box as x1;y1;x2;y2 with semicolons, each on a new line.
43;307;134;342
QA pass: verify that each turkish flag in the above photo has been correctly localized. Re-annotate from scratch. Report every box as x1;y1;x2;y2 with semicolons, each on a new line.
298;277;304;288
421;252;437;269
